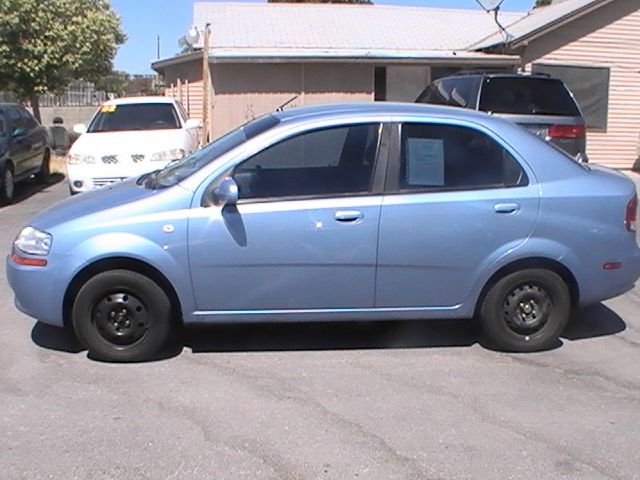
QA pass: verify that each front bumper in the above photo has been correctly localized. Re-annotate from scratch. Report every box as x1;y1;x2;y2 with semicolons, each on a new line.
6;253;66;327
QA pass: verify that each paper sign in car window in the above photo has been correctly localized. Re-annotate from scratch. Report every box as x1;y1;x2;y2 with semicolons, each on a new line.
405;138;445;186
100;105;117;113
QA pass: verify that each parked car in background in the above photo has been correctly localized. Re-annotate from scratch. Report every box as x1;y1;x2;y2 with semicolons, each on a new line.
416;73;588;162
67;96;201;194
7;103;639;362
0;103;51;205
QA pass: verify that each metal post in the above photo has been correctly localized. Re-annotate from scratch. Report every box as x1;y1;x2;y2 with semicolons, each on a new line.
202;23;211;145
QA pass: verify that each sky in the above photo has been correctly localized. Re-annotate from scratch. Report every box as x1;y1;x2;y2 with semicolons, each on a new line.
111;0;536;74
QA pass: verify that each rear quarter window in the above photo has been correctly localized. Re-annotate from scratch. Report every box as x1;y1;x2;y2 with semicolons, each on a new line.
479;77;581;116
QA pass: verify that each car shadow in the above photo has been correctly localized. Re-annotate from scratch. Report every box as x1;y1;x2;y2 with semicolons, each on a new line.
9;173;65;205
30;303;627;360
185;318;479;354
562;303;626;340
31;321;84;354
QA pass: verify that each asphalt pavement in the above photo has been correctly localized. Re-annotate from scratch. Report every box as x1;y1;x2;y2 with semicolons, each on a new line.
1;174;640;480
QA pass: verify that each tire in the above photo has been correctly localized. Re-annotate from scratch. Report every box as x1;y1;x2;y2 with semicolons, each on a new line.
35;149;50;183
0;162;15;205
479;269;570;352
71;270;175;362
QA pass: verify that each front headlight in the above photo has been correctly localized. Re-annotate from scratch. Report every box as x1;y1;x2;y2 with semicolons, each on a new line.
68;153;96;165
150;149;185;162
14;227;52;256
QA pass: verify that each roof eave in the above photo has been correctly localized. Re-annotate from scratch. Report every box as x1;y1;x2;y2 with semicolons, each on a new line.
472;0;617;51
151;50;204;73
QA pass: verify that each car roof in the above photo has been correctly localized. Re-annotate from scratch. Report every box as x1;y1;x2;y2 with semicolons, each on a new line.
436;72;559;81
273;101;494;124
101;96;176;106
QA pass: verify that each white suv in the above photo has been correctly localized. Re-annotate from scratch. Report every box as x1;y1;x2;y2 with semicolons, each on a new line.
67;96;201;194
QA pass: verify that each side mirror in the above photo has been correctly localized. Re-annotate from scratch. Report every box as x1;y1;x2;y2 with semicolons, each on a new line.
211;177;238;207
73;123;87;135
184;118;202;129
11;127;28;138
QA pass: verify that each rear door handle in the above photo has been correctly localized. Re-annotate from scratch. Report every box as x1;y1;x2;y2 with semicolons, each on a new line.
494;203;521;214
334;210;364;222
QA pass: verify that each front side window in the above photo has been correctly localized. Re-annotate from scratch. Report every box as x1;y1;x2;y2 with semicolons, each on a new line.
233;124;380;201
399;123;526;191
88;103;181;133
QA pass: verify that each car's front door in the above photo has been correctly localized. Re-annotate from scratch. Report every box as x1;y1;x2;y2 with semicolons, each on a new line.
188;123;385;314
376;121;539;309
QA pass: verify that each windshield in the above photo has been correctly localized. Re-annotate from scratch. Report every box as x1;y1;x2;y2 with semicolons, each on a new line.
479;77;581;116
87;103;181;132
146;114;281;189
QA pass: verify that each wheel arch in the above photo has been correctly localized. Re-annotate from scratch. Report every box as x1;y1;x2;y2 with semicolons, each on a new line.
474;257;580;316
62;256;183;329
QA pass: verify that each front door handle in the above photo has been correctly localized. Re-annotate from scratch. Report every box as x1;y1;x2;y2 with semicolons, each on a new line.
334;210;364;222
494;203;521;214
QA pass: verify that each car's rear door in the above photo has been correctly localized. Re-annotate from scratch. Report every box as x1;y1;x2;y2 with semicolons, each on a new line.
375;120;539;309
18;107;46;170
188;122;387;315
5;107;30;176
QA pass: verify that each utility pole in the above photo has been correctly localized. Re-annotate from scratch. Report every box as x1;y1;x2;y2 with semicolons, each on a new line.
202;23;211;145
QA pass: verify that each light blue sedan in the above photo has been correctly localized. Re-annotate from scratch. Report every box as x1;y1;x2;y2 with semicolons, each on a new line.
6;103;640;361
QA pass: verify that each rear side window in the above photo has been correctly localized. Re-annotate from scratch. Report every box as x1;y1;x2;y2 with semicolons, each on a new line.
399;123;526;191
19;107;38;128
479;77;581;116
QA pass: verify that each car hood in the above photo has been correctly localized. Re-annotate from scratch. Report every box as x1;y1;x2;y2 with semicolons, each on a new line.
71;129;186;156
29;178;190;232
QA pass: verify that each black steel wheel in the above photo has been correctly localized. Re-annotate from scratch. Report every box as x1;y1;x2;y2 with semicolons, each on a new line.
479;269;570;352
0;162;15;205
72;269;175;362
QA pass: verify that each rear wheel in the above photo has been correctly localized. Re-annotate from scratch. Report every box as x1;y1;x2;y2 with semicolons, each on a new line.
479;269;570;352
0;162;15;205
35;149;50;183
72;270;174;362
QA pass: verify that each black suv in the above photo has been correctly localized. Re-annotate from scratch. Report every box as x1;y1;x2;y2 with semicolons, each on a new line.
0;103;51;204
416;73;587;162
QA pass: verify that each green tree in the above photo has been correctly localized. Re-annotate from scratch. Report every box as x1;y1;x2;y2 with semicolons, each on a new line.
0;0;126;122
534;0;553;7
94;70;129;97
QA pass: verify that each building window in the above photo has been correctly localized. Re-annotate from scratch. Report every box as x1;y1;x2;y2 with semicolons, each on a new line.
532;63;610;131
374;67;386;101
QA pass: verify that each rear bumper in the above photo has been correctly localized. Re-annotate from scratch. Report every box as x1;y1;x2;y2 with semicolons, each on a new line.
578;245;640;306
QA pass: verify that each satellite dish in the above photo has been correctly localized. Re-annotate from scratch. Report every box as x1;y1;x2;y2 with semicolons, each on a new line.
475;0;505;11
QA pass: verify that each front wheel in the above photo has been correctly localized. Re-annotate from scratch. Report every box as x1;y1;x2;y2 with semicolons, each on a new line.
72;270;175;362
479;269;570;352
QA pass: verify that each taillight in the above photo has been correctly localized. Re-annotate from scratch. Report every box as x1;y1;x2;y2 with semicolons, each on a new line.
548;124;586;139
626;194;637;232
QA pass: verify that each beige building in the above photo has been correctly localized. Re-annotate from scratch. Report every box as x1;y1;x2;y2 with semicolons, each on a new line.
152;0;640;169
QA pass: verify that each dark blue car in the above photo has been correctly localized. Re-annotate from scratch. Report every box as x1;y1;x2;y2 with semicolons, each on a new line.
0;103;51;204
